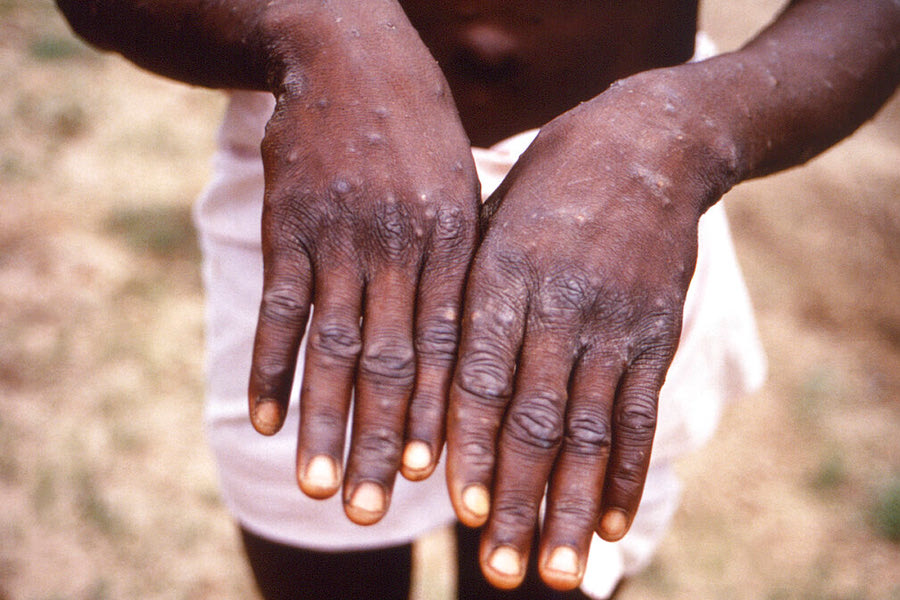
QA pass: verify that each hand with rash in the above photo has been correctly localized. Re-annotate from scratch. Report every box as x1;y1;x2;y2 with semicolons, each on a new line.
246;6;480;525
446;69;740;591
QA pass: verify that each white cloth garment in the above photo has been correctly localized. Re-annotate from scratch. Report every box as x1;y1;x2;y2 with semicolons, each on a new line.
193;33;765;598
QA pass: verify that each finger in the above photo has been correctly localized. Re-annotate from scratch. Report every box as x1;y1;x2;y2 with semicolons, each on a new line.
480;330;576;590
598;353;670;542
248;243;313;436
295;265;363;501
447;273;526;529
538;351;623;591
343;267;417;525
402;206;475;481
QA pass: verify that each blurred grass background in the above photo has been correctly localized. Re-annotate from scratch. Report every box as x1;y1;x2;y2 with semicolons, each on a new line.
1;1;899;598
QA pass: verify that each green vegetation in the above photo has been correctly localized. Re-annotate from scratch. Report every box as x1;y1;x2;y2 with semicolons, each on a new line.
873;477;900;543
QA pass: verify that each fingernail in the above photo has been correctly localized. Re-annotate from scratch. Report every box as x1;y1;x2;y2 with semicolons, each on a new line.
462;484;490;520
600;509;629;541
304;455;339;492
488;546;523;578
402;441;432;472
253;399;282;434
348;482;386;516
546;546;580;577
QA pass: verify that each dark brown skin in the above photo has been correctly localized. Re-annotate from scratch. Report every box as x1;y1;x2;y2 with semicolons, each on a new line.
56;0;900;591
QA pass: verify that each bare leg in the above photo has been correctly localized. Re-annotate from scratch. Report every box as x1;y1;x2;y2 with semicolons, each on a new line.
240;526;413;600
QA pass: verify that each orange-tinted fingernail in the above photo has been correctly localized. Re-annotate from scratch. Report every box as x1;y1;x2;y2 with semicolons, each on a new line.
546;546;580;577
304;455;339;493
253;399;282;435
600;509;629;541
402;441;432;472
462;484;490;520
346;482;386;525
488;546;523;578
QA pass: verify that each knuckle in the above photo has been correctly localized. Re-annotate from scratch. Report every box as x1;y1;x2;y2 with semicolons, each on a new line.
259;283;309;328
308;320;362;364
636;309;682;347
359;339;416;385
564;411;612;456
354;426;403;462
252;357;294;389
433;205;463;240
303;406;345;435
587;290;641;333
372;199;414;261
432;205;473;247
263;185;316;233
455;351;513;407
492;491;539;528
408;392;443;424
457;438;497;470
506;396;566;451
616;396;658;444
536;268;595;319
609;457;647;492
550;497;598;526
481;246;531;284
416;311;459;362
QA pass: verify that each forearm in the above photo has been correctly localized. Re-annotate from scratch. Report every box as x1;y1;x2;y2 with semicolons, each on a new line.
701;0;899;182
55;0;425;93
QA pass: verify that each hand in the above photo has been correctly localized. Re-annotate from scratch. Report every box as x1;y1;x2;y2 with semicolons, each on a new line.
446;69;739;590
247;7;479;526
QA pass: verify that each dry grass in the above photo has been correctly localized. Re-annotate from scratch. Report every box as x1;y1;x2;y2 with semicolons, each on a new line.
1;1;898;599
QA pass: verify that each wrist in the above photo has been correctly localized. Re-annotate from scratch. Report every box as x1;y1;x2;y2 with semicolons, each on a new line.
588;64;747;215
257;0;437;97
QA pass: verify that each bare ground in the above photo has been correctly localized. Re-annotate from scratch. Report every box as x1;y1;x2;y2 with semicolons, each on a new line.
1;1;898;599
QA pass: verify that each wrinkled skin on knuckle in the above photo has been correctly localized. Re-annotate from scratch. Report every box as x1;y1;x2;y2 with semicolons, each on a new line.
308;319;362;366
490;490;541;533
455;348;513;407
303;406;346;437
251;355;295;390
616;394;659;447
416;312;459;365
564;410;613;457
432;204;475;251
353;425;404;462
258;281;310;330
471;237;535;287
408;391;443;424
606;455;648;496
532;267;597;327
547;497;599;530
505;396;566;452
578;290;683;368
634;309;683;357
262;188;321;250
369;198;417;264
455;438;497;471
358;338;416;387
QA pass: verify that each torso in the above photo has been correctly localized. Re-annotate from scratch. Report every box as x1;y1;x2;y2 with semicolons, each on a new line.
399;0;699;146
